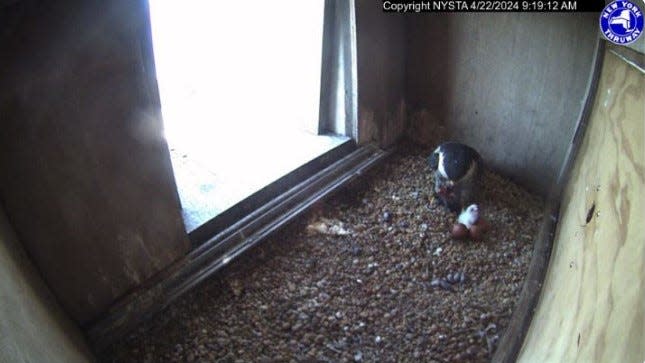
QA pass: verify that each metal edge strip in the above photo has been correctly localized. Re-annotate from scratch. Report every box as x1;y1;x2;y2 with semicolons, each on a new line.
86;144;391;352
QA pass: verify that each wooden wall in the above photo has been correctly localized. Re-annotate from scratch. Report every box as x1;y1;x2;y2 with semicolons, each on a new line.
0;0;410;329
406;13;598;196
0;0;189;325
517;47;645;362
355;1;407;148
0;206;93;362
3;3;640;354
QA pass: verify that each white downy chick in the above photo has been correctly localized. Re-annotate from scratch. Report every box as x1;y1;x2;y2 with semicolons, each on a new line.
457;204;479;229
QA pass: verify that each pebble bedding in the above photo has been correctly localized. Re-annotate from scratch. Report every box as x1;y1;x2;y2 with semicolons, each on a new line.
103;145;544;363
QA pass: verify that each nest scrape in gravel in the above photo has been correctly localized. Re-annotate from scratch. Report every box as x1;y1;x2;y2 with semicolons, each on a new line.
103;145;544;363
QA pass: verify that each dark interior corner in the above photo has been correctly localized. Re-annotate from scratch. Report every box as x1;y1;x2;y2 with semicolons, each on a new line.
1;0;642;362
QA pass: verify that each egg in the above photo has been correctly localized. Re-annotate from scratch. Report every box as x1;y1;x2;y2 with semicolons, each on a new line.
476;217;490;232
451;223;469;240
469;224;486;241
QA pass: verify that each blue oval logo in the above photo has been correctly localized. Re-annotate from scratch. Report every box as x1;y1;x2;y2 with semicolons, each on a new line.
600;1;644;45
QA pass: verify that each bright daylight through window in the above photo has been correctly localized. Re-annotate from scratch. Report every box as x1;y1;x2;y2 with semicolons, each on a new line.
149;0;347;232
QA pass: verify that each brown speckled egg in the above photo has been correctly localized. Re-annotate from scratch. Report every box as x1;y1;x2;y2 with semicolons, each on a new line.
451;223;469;240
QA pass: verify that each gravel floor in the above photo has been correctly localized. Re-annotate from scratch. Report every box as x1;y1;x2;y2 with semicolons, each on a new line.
102;145;544;363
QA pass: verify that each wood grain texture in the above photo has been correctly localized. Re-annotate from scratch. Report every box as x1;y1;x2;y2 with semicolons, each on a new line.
518;49;645;362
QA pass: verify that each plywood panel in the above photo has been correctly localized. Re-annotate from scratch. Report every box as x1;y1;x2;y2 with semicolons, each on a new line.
518;49;645;362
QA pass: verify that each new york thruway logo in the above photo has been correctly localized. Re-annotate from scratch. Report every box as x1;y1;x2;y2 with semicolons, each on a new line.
600;0;644;45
